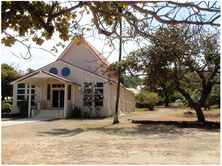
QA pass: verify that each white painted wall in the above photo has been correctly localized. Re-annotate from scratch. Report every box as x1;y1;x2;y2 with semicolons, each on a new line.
60;41;101;74
10;40;135;118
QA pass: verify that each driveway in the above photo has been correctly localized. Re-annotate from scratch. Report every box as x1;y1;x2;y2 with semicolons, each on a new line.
1;117;57;127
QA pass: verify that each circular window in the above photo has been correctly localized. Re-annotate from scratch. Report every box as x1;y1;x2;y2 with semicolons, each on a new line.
61;67;70;77
49;67;58;75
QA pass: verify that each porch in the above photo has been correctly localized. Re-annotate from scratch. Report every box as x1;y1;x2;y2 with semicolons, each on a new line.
32;109;64;118
18;70;78;119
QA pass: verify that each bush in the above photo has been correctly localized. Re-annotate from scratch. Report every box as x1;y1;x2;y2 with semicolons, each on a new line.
1;103;11;114
72;106;81;118
136;91;160;110
17;100;28;115
2;99;12;105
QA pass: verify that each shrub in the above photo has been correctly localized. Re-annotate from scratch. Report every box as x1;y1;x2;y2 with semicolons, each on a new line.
17;100;28;115
1;103;11;114
2;99;12;105
72;106;81;118
136;91;160;110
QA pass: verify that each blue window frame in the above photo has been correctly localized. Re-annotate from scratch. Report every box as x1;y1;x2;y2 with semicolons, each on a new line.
49;67;58;75
61;67;70;77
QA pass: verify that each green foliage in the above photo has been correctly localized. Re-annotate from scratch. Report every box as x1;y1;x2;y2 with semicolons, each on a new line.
121;75;143;88
2;99;12;105
204;93;220;110
26;68;35;74
1;63;22;101
136;91;159;110
179;72;202;103
17;100;28;115
122;25;220;121
2;1;219;58
1;103;11;113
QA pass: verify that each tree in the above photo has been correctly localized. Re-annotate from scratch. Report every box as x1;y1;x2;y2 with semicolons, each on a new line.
1;1;220;58
120;74;143;89
1;1;220;124
139;50;176;107
136;90;160;111
121;26;220;122
1;63;22;101
26;68;35;74
104;44;176;107
155;80;176;107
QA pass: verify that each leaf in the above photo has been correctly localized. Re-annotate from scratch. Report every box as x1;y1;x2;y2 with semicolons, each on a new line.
109;43;112;47
77;41;81;46
86;28;91;31
71;37;75;41
180;26;184;31
154;4;158;8
36;38;44;46
85;45;88;49
166;13;169;17
123;4;128;8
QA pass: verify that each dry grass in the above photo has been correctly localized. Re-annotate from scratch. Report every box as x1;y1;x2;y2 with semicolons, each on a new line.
1;106;220;165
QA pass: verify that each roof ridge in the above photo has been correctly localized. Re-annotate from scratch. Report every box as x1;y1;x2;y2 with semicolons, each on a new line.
57;38;110;67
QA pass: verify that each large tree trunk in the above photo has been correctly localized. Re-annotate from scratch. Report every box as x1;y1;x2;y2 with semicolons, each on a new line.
193;103;205;122
113;80;120;124
113;8;122;124
174;78;208;122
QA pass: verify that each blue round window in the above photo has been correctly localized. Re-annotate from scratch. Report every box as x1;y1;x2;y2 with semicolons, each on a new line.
49;67;58;75
61;67;70;77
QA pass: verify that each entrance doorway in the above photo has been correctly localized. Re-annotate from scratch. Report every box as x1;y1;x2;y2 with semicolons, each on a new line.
52;90;64;108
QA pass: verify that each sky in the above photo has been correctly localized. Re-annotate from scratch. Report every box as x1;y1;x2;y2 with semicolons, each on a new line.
1;1;220;73
1;33;138;73
1;5;141;73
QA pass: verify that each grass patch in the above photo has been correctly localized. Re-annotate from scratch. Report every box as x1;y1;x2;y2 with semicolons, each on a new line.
203;108;220;112
167;102;187;108
135;108;149;112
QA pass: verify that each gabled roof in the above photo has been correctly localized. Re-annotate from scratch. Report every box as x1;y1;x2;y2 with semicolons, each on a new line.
83;39;110;66
17;70;78;87
57;38;110;66
10;60;108;85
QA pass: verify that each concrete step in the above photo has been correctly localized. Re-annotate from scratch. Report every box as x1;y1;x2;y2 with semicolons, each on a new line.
34;110;63;118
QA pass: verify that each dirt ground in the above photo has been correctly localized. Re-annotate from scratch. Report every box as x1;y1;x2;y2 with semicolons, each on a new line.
1;106;220;165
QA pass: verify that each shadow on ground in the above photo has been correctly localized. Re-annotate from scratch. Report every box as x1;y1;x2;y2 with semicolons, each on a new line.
36;119;220;138
132;120;220;129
